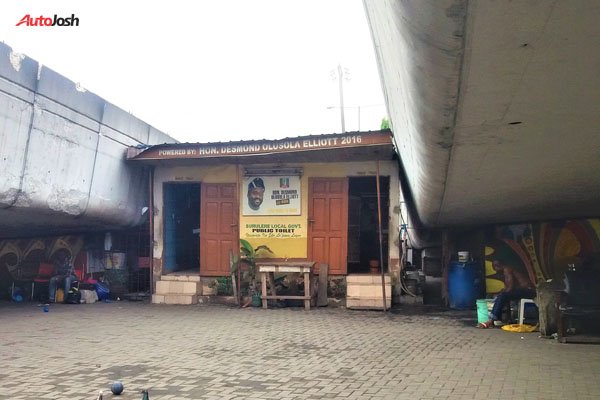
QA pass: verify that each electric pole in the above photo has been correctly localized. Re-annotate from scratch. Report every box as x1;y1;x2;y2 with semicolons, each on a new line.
337;64;346;133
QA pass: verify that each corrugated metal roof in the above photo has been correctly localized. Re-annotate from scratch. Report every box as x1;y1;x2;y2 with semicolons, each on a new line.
126;129;394;161
149;129;390;148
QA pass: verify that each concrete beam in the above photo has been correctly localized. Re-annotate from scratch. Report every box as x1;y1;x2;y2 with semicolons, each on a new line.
0;42;177;238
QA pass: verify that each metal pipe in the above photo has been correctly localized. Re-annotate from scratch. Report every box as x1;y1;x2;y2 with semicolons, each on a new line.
1;86;37;210
148;166;154;296
376;160;387;312
398;225;417;297
78;111;102;218
236;164;242;306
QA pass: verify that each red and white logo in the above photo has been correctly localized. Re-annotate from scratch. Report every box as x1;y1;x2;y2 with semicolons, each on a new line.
16;14;79;27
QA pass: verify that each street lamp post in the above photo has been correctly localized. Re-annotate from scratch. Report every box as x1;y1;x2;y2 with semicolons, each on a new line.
337;64;346;133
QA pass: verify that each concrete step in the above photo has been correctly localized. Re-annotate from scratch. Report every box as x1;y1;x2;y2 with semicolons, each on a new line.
160;274;201;282
152;294;198;305
346;274;391;284
346;274;392;310
155;280;200;295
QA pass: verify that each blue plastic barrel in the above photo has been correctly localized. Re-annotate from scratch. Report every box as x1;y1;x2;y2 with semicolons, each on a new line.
448;261;480;310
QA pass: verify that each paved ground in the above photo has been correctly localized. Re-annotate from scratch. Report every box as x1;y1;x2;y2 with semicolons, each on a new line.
0;301;599;400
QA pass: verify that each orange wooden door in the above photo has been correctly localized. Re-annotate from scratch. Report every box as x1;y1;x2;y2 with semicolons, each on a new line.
200;183;238;276
308;178;348;275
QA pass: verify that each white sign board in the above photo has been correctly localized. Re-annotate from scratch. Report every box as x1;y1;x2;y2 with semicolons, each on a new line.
242;176;301;216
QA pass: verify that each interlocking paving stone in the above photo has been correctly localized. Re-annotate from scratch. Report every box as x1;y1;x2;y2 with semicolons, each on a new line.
0;301;599;399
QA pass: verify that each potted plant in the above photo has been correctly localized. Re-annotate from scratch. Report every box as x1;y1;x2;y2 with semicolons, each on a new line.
231;239;273;307
369;259;380;274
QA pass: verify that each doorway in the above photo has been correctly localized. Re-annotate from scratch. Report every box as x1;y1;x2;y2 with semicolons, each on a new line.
308;178;349;275
163;183;200;274
200;183;238;276
347;177;389;274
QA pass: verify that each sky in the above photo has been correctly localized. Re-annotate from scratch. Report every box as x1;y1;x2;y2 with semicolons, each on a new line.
0;0;387;143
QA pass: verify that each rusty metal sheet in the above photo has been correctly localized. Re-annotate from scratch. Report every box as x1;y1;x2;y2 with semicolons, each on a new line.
128;131;392;161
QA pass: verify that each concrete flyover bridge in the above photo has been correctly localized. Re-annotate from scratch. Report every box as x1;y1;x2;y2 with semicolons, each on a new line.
0;42;176;239
364;0;600;232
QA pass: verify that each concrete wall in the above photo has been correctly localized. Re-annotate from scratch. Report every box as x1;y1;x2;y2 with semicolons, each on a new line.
0;42;177;238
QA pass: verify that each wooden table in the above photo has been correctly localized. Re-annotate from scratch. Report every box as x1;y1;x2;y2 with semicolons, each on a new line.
258;262;314;310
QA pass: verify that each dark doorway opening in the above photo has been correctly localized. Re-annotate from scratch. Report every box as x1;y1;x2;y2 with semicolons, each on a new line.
347;177;389;274
163;183;200;274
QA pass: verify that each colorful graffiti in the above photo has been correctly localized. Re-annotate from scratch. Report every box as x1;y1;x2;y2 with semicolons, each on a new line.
485;219;600;294
0;235;84;280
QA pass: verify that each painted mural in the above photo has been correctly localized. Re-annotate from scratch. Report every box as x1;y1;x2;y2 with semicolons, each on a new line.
0;235;84;281
485;219;600;294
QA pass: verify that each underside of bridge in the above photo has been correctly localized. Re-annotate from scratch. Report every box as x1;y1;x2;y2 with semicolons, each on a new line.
364;0;600;229
0;42;176;239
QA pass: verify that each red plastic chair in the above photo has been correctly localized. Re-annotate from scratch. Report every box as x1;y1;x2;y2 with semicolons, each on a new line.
31;263;55;300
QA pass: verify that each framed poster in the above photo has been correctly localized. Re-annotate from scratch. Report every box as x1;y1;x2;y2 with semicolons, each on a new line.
242;176;301;215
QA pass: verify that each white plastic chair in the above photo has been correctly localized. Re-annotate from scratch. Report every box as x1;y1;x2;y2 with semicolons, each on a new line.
518;298;536;325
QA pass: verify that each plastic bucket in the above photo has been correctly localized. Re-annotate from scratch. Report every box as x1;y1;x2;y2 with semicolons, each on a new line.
251;293;262;307
55;288;64;303
458;251;470;262
476;299;490;323
95;282;110;301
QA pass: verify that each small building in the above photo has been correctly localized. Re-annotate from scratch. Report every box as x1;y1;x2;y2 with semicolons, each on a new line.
127;130;402;307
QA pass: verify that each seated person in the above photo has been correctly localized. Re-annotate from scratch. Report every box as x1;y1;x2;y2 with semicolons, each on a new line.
477;259;536;328
48;251;76;302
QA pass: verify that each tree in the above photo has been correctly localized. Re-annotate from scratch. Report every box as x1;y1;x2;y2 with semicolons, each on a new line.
380;117;390;130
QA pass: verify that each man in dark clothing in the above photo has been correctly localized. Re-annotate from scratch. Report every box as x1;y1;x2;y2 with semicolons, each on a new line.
477;260;536;328
48;250;75;302
247;178;265;211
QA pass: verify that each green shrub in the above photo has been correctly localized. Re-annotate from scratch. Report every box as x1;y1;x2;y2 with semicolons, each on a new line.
212;276;233;296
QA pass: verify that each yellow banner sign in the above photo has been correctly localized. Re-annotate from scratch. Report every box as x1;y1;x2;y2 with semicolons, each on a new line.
243;223;305;239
